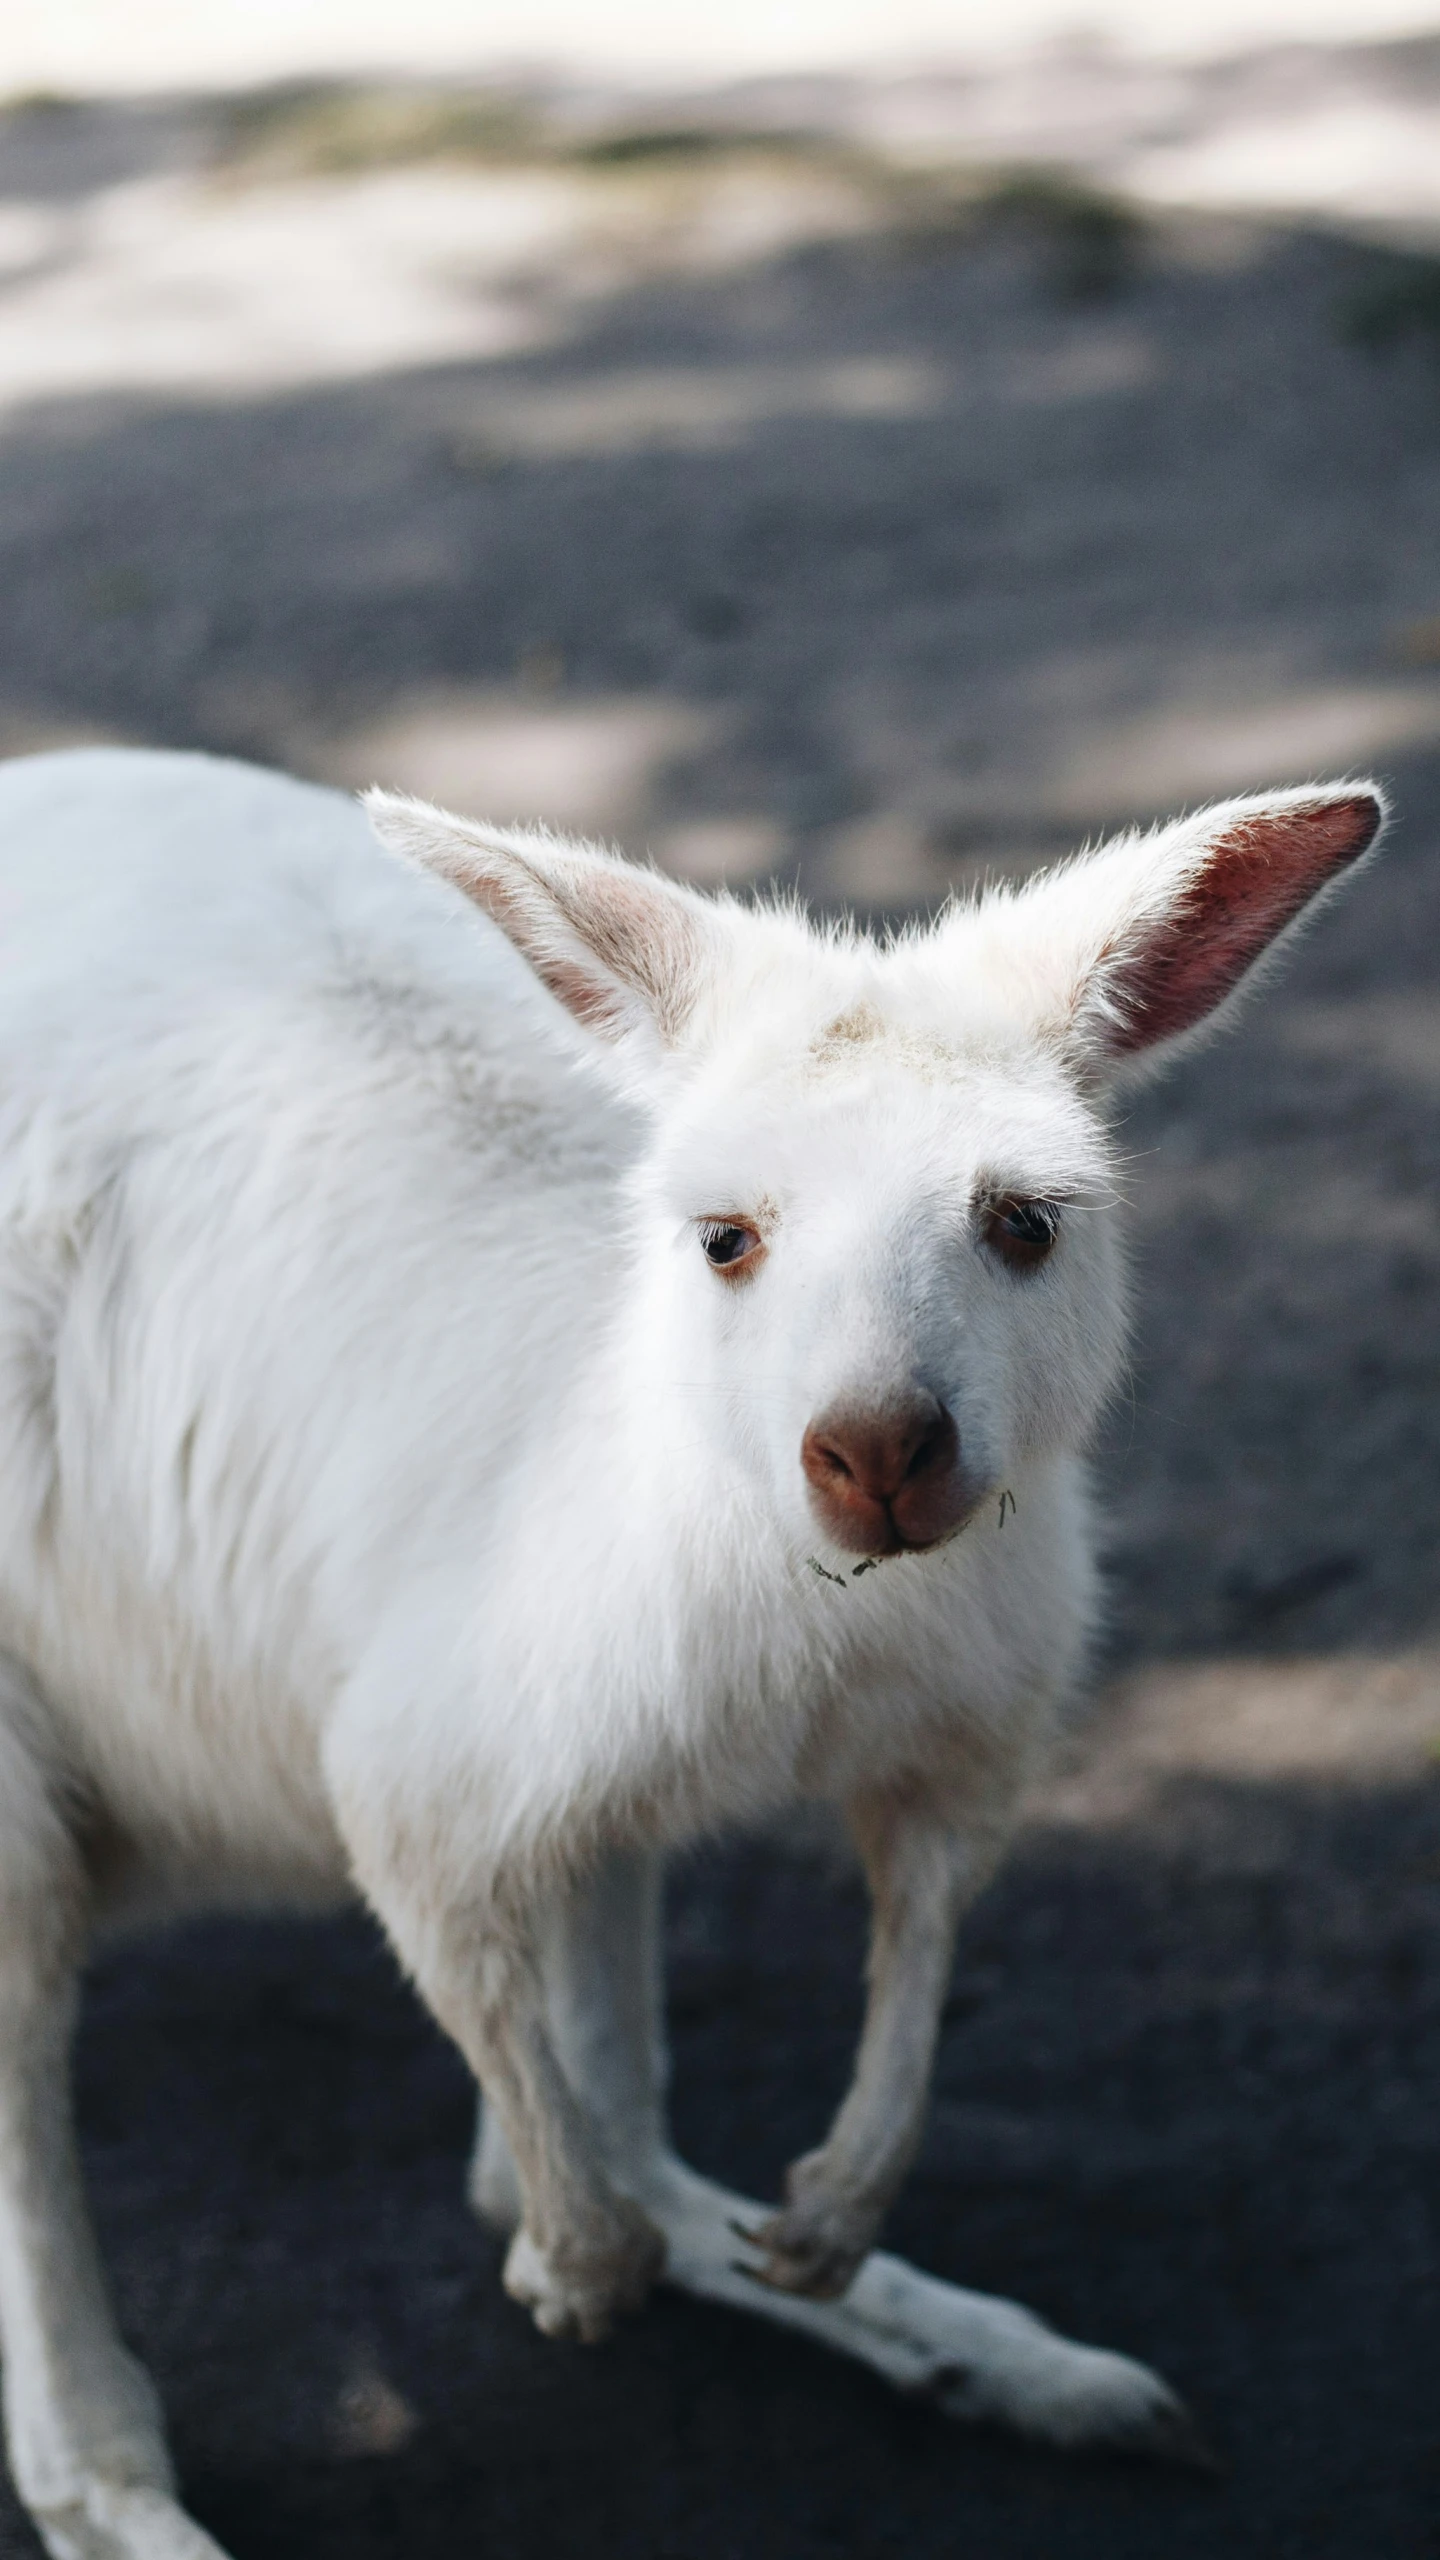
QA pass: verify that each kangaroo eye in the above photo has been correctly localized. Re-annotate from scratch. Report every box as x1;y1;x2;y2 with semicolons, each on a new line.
982;1195;1060;1271
698;1219;763;1276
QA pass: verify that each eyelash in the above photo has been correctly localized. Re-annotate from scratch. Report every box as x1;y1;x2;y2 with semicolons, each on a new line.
697;1219;764;1276
980;1195;1062;1270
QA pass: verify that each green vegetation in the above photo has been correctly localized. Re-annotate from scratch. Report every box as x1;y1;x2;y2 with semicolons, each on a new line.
211;79;1148;306
219;79;546;179
216;82;892;198
572;125;798;168
0;90;78;119
977;169;1145;300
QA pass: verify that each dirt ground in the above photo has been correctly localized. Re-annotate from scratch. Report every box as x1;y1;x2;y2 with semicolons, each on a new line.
2;85;1440;2559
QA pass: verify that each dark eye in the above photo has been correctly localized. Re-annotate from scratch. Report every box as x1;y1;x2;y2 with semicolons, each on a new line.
698;1219;763;1276
981;1195;1060;1271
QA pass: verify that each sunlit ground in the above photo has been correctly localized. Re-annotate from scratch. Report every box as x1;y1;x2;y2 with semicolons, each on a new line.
1044;1651;1440;1824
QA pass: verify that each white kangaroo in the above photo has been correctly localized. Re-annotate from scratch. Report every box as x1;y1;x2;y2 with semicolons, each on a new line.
0;747;1383;2560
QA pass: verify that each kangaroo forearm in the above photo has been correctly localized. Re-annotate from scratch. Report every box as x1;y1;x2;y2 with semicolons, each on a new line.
736;1806;988;2298
811;1911;960;2211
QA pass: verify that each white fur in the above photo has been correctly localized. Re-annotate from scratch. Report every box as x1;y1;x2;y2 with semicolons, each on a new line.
0;748;1383;2554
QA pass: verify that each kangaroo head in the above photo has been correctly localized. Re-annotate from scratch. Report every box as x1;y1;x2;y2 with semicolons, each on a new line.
368;784;1384;1564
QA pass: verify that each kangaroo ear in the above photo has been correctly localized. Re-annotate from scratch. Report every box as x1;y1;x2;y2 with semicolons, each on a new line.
365;792;719;1055
962;783;1386;1075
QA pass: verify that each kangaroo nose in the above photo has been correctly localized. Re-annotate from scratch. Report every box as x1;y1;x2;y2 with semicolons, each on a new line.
801;1392;969;1556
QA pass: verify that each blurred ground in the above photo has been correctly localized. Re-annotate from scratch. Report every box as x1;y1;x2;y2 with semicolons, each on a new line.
2;54;1440;2560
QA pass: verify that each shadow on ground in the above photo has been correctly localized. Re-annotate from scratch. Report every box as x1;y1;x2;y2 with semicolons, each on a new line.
14;1781;1439;2560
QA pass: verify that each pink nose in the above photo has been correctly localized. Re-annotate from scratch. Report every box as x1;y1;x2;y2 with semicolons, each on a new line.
801;1392;970;1555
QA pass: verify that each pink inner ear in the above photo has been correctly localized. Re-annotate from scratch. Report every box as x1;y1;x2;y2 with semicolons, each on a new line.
1107;794;1382;1056
437;849;704;1043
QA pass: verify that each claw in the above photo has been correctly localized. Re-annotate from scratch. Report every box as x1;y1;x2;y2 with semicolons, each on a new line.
1110;2394;1225;2476
729;2246;856;2301
728;2207;863;2301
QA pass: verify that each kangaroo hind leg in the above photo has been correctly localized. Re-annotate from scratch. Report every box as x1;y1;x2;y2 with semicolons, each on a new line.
0;1667;232;2560
469;1847;668;2234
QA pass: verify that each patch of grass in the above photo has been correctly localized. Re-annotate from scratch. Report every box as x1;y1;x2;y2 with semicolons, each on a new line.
0;89;77;119
572;124;820;170
575;126;742;168
220;84;877;195
978;168;1145;300
211;82;1147;308
217;81;918;210
1339;245;1440;353
219;80;546;180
